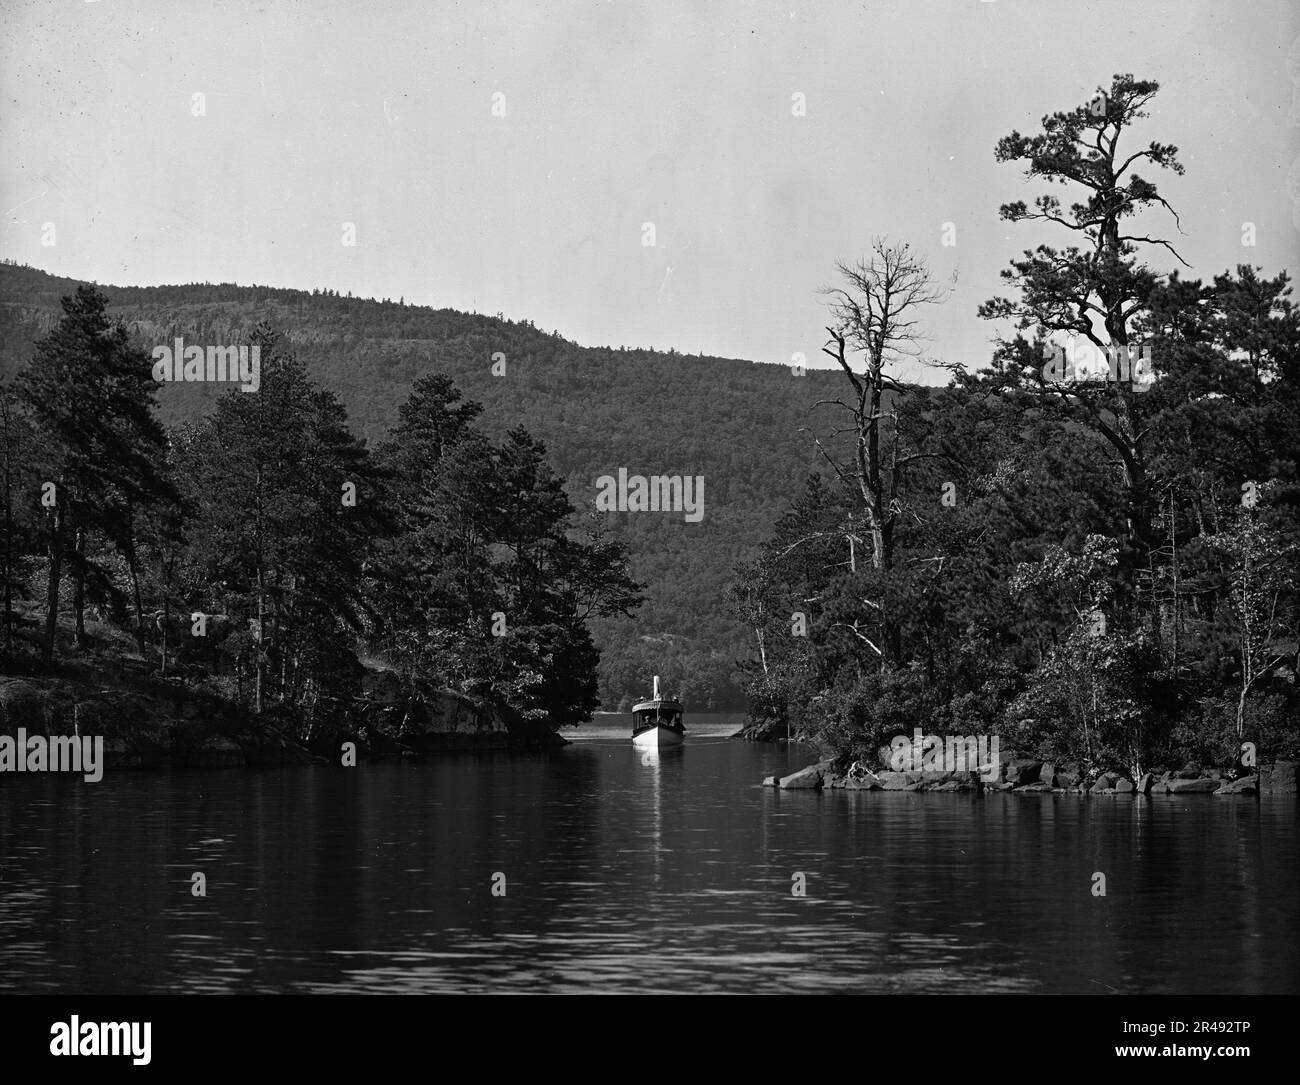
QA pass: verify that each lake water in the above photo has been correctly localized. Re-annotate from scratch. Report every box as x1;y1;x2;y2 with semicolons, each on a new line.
0;713;1295;994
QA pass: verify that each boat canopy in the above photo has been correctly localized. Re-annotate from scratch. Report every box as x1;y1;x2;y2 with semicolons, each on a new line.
632;698;681;717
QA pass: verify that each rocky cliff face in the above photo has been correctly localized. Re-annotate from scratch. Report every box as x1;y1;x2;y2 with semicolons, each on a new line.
398;689;513;753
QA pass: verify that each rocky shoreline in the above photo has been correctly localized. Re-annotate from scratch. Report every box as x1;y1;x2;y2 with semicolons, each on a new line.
763;758;1298;796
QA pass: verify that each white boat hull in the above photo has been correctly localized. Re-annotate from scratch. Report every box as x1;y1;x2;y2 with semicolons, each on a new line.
632;725;684;748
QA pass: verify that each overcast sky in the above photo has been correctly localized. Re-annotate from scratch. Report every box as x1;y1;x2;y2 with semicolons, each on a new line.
2;0;1297;381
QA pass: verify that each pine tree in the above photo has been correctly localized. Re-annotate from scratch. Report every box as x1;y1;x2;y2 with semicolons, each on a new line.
16;285;175;663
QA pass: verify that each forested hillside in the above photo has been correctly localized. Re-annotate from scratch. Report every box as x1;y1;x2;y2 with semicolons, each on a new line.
0;260;862;709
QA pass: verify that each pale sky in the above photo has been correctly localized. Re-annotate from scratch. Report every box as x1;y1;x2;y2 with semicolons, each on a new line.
2;0;1297;382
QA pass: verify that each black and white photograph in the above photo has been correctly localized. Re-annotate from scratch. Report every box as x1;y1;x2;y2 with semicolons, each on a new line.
0;0;1296;1064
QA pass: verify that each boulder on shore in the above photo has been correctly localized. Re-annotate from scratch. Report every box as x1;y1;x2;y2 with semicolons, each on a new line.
1214;776;1258;795
1261;761;1298;795
845;763;882;789
1166;776;1219;793
893;769;981;791
735;717;790;742
1006;759;1043;785
779;765;823;790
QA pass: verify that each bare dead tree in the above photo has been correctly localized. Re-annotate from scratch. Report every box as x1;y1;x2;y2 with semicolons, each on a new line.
813;238;950;666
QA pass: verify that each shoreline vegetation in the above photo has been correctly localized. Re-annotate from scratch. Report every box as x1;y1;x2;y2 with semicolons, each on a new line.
729;75;1300;784
0;633;566;774
0;285;642;766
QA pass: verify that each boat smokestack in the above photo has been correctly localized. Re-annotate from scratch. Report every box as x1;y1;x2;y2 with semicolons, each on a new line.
653;675;661;700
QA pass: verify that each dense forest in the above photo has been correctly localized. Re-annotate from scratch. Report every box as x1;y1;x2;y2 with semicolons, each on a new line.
0;290;648;744
733;75;1299;775
0;263;859;711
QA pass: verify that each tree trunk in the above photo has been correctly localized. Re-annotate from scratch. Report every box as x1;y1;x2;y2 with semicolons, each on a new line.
0;397;11;654
43;497;64;665
255;455;266;716
256;566;265;716
73;527;86;648
1;453;11;655
126;523;145;655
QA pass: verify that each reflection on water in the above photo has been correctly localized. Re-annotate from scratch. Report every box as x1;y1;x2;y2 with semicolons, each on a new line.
0;714;1295;994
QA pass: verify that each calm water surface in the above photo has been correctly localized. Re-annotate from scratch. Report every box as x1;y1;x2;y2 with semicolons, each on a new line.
0;713;1295;994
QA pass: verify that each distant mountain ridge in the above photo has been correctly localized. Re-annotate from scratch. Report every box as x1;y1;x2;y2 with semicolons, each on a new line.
0;260;871;710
